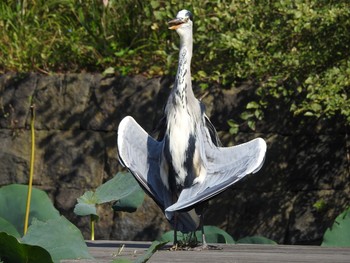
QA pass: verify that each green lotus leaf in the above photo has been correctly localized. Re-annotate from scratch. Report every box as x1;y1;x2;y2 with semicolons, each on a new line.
0;184;60;236
322;207;350;247
95;172;143;204
112;187;144;213
236;236;277;244
74;172;145;216
0;217;20;238
159;225;235;244
0;232;53;263
22;216;93;262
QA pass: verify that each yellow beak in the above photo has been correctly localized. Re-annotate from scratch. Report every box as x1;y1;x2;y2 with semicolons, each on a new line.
168;18;185;30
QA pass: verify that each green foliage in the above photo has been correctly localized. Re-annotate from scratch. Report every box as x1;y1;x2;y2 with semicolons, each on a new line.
159;226;235;245
0;184;93;263
133;240;168;263
313;199;327;212
112;188;145;213
110;240;168;263
236;236;277;245
74;172;144;217
159;230;197;247
0;232;53;263
0;0;173;73
0;184;60;236
196;226;235;244
0;217;20;239
158;226;277;247
74;172;145;239
22;217;93;262
227;119;239;135
322;207;350;247
1;0;349;123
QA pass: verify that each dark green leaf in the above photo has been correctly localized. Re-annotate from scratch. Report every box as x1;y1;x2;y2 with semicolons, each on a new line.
240;111;254;121
0;184;60;236
74;190;98;216
0;232;53;263
74;202;98;217
158;230;177;243
22;216;93;262
195;226;235;244
95;172;143;204
227;119;239;134
322;208;350;247
134;240;168;263
236;236;277;244
74;172;145;217
247;119;256;131
112;188;144;213
159;226;235;244
111;259;132;263
0;217;20;238
246;101;260;109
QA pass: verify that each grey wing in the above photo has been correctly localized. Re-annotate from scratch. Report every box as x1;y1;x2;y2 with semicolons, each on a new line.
165;137;267;212
118;116;200;232
117;116;170;209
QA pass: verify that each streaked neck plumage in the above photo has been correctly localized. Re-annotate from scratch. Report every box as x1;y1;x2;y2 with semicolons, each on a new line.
173;27;194;104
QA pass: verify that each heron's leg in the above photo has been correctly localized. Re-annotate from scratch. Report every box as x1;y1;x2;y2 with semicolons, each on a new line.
200;213;208;248
195;203;208;247
196;210;221;250
172;213;178;249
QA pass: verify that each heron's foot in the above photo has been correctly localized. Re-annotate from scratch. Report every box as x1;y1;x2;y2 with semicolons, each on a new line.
169;242;221;251
169;243;194;251
169;241;197;251
169;243;179;251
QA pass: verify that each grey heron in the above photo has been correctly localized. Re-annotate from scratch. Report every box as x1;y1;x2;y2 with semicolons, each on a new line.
117;9;266;248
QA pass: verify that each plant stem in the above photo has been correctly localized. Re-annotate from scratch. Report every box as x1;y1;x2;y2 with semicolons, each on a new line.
90;215;95;241
24;103;35;235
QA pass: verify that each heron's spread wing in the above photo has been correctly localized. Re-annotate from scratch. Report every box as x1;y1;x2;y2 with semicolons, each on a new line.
118;116;200;232
117;116;168;209
204;114;221;147
165;137;267;212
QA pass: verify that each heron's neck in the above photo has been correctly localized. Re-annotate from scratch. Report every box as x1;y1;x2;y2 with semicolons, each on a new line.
179;33;193;60
174;33;193;98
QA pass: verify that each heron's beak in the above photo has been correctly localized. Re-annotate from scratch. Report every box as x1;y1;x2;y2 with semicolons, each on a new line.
168;18;185;30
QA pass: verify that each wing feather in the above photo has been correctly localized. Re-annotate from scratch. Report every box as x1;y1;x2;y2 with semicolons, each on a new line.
166;137;266;212
117;116;200;232
117;116;167;208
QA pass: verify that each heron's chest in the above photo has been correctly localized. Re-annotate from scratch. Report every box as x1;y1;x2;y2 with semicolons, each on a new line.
167;105;195;155
164;104;199;184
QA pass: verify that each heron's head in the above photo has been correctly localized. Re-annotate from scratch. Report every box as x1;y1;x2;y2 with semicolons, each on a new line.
168;10;193;32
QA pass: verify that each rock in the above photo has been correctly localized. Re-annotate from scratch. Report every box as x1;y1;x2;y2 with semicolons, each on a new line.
0;72;348;245
81;75;165;132
34;74;95;130
0;130;31;185
0;73;37;129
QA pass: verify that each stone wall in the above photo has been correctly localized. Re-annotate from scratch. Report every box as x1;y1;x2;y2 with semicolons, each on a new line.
0;73;349;244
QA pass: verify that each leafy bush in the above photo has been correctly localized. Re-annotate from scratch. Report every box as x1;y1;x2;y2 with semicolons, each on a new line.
1;0;349;123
